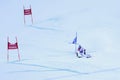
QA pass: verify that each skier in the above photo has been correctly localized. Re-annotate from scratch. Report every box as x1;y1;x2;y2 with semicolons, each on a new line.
76;45;86;58
76;44;92;58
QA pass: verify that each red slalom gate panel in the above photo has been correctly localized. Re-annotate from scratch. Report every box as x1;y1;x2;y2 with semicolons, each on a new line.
24;9;32;15
23;5;33;24
8;42;18;49
7;37;20;61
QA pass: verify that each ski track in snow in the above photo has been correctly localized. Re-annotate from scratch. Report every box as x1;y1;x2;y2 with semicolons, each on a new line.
26;25;62;31
8;60;120;75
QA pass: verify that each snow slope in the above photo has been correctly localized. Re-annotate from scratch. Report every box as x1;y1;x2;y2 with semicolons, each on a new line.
0;0;120;80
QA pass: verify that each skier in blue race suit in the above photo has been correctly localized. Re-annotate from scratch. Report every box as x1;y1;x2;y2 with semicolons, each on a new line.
76;45;91;58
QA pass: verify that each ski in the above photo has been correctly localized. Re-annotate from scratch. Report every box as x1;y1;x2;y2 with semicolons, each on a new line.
76;52;91;58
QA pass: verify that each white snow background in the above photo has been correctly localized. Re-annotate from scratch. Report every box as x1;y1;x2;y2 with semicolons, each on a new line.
0;0;120;80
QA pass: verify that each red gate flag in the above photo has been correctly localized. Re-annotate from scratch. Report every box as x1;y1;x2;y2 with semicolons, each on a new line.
24;9;32;15
23;5;33;24
8;42;18;49
7;37;20;61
